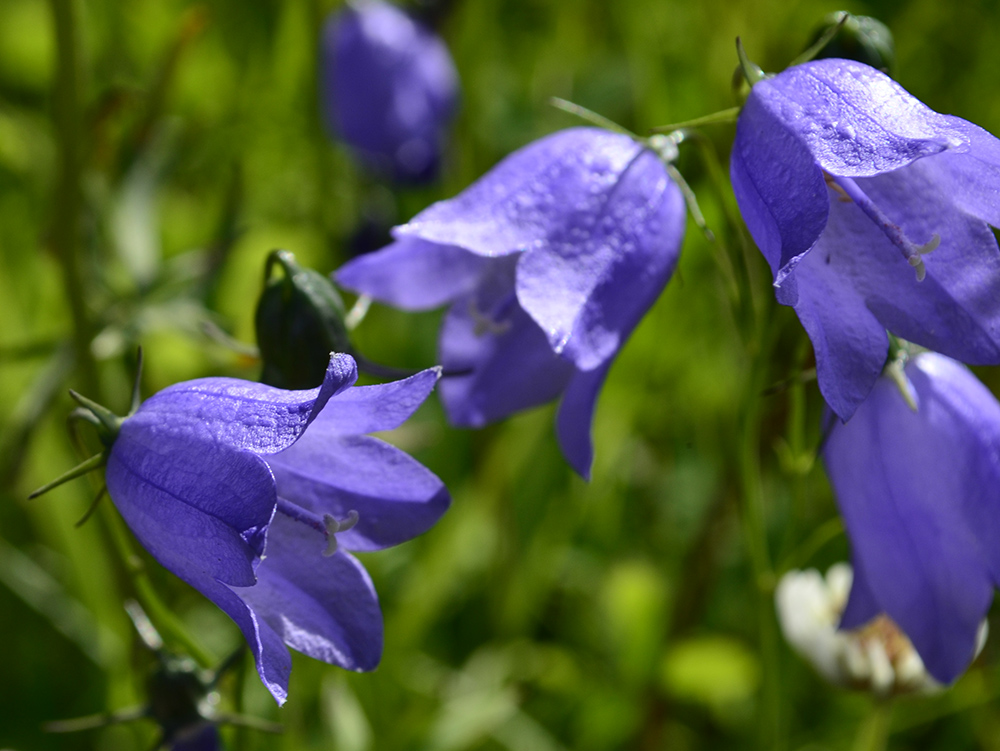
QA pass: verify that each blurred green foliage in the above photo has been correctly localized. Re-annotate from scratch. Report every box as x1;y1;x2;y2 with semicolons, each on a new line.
2;0;1000;749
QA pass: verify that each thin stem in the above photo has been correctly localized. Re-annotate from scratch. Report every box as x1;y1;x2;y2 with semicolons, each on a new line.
649;107;740;133
44;706;148;733
851;701;892;751
49;0;99;398
788;12;850;67
737;316;784;750
548;97;637;138
100;505;214;667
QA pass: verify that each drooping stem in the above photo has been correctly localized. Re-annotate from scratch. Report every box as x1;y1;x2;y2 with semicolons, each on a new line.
49;0;99;398
100;504;214;667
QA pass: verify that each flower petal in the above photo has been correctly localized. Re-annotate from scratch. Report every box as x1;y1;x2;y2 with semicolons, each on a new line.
789;158;1000;419
731;85;831;282
267;434;449;551
515;147;685;370
754;59;959;178
106;433;274;586
308;366;441;436
824;358;998;682
437;289;575;427
394;127;644;258
234;512;383;672
184;565;293;705
555;361;612;480
135;354;358;454
838;556;881;629
934;116;1000;227
335;238;489;310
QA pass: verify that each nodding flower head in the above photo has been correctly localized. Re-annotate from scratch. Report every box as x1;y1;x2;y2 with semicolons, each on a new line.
320;0;459;184
823;351;1000;684
336;127;687;478
105;354;450;704
731;58;1000;419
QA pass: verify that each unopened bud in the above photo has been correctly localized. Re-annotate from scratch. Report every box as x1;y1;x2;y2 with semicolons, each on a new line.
255;249;352;390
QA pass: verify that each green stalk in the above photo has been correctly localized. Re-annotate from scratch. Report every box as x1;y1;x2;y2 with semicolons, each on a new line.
100;505;214;667
851;701;892;751
49;0;99;398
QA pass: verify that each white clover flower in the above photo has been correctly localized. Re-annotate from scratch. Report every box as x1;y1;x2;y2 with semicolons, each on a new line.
775;564;987;696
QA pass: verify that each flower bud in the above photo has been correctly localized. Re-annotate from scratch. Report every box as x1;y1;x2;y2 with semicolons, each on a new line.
255;249;352;390
808;12;895;74
320;0;460;184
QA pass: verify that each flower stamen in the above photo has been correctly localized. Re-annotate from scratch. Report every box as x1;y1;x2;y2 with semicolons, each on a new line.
829;175;939;281
275;497;359;556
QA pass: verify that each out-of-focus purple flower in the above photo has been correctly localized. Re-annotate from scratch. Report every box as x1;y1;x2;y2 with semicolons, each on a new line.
105;354;449;704
320;0;459;183
824;351;1000;683
336;127;686;478
731;58;1000;419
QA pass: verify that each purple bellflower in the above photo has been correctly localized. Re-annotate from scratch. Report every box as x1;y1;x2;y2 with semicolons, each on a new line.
105;354;449;704
320;0;459;183
335;127;686;478
731;58;1000;419
824;351;1000;683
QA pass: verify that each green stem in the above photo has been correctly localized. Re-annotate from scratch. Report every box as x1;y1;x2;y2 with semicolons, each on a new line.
851;701;892;751
737;316;783;750
100;505;214;667
49;0;99;398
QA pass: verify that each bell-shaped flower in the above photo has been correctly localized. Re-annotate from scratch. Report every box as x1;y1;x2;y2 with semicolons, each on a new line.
105;354;449;704
335;127;686;478
823;351;1000;683
731;58;1000;419
320;0;459;183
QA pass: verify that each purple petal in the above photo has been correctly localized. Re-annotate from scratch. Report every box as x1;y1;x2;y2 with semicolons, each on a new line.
135;355;358;454
824;357;998;682
234;512;383;672
335;238;488;310
106;433;274;586
394;128;644;258
932;115;1000;227
753;59;959;178
789;158;1000;419
731;86;831;282
516;147;685;370
308;367;441;436
267;434;449;551
437;280;575;427
191;569;292;705
555;360;612;480
838;556;881;629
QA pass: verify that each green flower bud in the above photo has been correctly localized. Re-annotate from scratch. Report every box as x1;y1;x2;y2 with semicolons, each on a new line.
808;12;895;75
255;249;352;390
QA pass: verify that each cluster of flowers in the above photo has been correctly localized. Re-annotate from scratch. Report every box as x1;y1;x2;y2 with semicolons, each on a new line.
52;1;1000;718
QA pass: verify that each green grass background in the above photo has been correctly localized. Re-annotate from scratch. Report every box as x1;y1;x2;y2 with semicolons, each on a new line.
2;0;1000;749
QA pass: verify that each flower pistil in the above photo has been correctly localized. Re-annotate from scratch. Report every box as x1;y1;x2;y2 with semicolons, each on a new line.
828;174;940;281
273;497;359;556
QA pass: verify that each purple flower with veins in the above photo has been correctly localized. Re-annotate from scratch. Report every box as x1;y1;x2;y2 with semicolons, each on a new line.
320;0;459;184
336;127;686;478
105;354;449;704
731;58;1000;419
824;351;1000;683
